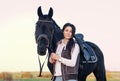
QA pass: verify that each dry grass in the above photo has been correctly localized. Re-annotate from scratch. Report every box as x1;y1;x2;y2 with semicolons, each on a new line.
0;71;120;80
0;72;13;81
38;72;52;78
0;71;52;80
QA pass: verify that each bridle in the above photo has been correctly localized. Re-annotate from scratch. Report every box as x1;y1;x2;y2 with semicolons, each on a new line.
36;19;55;76
38;19;53;23
36;19;54;46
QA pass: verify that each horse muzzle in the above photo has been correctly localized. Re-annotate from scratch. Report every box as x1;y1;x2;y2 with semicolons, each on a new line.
37;45;47;56
36;34;49;56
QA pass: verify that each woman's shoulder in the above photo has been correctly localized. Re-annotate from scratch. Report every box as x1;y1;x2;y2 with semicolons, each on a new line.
73;37;77;43
73;38;80;48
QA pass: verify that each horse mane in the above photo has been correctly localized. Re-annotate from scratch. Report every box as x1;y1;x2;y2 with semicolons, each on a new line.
51;19;63;39
52;19;62;33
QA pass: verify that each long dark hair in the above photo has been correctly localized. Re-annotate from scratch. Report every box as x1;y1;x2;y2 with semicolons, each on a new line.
62;23;76;53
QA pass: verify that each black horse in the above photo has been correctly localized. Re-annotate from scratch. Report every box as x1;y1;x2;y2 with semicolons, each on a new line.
35;6;106;81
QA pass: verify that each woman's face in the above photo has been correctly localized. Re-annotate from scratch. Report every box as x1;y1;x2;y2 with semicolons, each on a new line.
63;26;72;40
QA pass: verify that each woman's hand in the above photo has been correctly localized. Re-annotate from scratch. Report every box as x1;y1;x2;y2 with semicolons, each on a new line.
51;53;60;61
49;53;56;64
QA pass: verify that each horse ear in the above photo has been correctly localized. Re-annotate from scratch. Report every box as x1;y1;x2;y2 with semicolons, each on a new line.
48;7;53;18
37;6;43;17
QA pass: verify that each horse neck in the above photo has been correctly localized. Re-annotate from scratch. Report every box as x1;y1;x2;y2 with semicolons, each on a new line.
48;20;63;53
52;19;63;41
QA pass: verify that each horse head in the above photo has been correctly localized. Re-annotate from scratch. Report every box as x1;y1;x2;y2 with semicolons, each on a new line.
35;6;63;56
35;6;55;56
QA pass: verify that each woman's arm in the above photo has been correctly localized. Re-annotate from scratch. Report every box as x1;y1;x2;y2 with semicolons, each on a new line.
51;43;80;67
60;43;80;67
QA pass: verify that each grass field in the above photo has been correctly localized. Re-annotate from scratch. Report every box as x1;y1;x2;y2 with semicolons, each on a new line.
0;71;120;81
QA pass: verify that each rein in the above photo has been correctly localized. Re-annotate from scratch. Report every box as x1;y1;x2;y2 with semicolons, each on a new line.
38;52;48;77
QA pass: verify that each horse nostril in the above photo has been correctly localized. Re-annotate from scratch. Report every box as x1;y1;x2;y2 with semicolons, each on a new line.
38;44;46;50
40;47;45;51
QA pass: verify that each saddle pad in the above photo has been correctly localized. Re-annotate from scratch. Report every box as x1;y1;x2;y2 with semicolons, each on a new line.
74;33;97;63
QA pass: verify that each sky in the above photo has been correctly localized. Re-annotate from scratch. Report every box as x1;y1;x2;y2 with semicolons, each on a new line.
0;0;120;72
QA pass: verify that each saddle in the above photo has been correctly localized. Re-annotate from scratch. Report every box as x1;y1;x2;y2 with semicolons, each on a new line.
74;34;97;63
